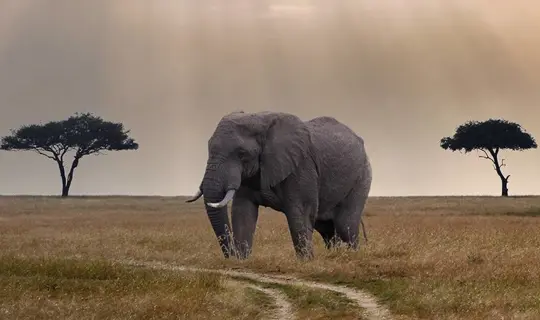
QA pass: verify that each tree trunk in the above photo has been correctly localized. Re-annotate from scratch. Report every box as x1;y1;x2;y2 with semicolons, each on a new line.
62;186;70;197
56;160;69;197
63;157;79;197
56;156;80;198
487;148;510;197
501;177;509;197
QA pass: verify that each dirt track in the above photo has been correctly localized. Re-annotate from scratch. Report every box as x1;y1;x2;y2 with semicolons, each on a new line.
241;282;294;320
120;259;393;320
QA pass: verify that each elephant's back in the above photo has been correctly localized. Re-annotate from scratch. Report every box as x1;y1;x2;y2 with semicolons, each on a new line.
306;117;366;157
306;116;370;209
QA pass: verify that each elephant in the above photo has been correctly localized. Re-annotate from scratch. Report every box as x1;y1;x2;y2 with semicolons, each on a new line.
186;111;372;260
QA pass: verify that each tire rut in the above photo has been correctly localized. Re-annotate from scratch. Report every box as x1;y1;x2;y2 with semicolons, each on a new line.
120;259;392;320
242;282;294;320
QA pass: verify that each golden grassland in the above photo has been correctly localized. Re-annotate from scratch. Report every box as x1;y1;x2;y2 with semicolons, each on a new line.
1;195;540;319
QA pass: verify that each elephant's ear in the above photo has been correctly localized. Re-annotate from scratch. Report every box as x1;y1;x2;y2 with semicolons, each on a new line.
260;113;311;189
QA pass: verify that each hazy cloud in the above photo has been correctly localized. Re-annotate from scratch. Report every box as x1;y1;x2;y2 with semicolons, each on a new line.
1;0;540;196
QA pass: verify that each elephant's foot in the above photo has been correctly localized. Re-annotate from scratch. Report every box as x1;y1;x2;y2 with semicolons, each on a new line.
293;240;314;260
296;250;314;261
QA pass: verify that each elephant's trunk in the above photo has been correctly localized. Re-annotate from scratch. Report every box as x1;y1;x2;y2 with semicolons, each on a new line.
201;161;242;259
205;204;234;258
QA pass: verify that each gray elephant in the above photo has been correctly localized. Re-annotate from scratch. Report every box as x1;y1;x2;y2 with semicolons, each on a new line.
186;111;372;259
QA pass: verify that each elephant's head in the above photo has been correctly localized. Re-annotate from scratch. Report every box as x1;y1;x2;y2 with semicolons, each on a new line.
186;111;311;258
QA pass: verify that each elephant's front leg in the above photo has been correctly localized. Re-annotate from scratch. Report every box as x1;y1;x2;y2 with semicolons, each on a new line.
231;188;259;259
284;203;316;260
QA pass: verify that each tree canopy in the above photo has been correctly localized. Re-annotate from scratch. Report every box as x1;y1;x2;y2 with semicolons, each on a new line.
1;112;139;196
440;118;537;196
440;119;537;153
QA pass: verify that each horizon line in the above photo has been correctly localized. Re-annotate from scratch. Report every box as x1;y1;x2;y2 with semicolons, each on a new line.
0;194;539;198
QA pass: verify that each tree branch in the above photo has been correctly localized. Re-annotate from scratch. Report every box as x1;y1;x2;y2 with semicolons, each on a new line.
58;145;74;162
78;145;108;157
478;149;495;164
94;150;107;156
500;158;506;167
50;144;60;154
32;148;56;160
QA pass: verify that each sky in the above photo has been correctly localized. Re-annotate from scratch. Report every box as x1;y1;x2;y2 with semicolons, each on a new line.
1;0;540;197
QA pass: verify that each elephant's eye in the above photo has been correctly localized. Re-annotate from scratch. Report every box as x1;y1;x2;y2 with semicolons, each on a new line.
237;149;249;160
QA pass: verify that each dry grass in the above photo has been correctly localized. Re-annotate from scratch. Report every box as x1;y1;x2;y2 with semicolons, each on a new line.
1;195;540;319
0;254;265;320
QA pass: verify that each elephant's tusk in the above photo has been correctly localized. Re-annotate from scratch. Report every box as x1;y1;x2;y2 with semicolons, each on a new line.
185;189;203;203
207;189;236;208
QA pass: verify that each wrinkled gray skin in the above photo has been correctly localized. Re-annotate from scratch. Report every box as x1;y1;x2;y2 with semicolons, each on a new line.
186;111;372;260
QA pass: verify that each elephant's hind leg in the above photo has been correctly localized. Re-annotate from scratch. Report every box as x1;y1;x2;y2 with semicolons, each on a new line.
314;219;336;249
333;184;369;250
334;212;361;250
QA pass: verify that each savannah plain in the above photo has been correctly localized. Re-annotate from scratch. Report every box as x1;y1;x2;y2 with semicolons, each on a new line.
3;1;540;319
1;195;539;319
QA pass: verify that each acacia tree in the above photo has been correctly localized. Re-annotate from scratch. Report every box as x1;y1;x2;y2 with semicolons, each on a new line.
1;113;138;197
440;119;537;197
